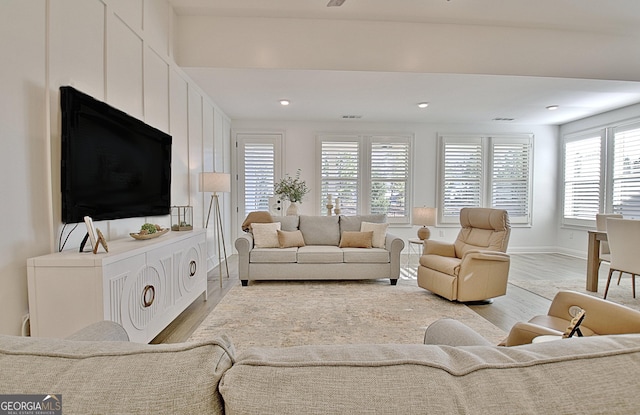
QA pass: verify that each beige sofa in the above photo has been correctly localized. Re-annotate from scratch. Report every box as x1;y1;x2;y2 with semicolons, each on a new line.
2;319;640;414
235;214;405;286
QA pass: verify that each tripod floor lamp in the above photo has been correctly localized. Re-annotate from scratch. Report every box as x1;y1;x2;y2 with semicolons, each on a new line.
200;172;231;287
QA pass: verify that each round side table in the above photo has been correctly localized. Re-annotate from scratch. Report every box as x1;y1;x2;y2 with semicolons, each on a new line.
407;238;423;268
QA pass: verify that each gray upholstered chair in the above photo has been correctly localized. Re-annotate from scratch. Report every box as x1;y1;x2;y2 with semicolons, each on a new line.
604;218;640;299
417;207;511;302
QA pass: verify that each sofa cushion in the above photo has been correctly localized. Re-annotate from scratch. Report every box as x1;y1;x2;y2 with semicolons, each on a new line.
273;215;300;232
360;221;389;248
343;248;390;263
278;230;306;248
251;247;298;263
339;231;373;248
299;215;340;245
339;214;386;233
0;334;234;415
251;222;281;248
297;246;343;263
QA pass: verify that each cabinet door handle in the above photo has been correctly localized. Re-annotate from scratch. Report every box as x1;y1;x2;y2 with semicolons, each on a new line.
189;260;197;277
142;285;155;308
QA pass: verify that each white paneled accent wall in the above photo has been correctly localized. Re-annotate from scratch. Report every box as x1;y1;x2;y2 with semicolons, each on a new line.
0;0;230;336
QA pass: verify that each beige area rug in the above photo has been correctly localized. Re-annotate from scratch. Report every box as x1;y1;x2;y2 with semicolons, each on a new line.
188;276;506;353
509;254;640;312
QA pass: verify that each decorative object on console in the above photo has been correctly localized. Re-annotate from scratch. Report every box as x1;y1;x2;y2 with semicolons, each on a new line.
334;197;341;215
130;223;168;240
81;216;98;253
412;206;436;240
200;172;231;286
171;205;193;231
274;169;309;216
129;227;169;240
93;229;109;253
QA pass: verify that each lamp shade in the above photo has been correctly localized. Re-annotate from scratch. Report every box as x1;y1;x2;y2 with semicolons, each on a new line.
412;207;436;226
199;172;230;193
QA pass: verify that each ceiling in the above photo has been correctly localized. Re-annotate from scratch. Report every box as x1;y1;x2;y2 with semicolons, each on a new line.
170;0;640;125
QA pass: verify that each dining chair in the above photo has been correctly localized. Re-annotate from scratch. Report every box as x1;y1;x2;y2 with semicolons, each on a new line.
595;213;622;274
603;218;640;299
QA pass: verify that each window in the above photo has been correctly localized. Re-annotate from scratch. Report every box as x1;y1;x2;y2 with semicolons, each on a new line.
562;121;640;226
438;134;533;225
563;133;602;224
318;134;412;223
370;140;410;218
236;133;282;219
320;139;359;215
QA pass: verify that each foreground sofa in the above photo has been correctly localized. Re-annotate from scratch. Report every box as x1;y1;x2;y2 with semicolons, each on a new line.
2;319;640;414
235;214;404;286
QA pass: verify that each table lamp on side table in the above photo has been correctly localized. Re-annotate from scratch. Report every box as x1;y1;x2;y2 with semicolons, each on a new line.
412;207;436;240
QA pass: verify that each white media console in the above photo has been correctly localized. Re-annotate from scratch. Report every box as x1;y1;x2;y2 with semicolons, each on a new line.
27;230;207;343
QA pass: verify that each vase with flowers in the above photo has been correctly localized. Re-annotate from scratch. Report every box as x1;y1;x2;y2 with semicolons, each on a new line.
274;169;309;215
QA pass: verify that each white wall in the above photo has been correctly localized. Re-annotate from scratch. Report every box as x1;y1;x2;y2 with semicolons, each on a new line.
0;0;230;336
557;102;640;257
231;120;559;252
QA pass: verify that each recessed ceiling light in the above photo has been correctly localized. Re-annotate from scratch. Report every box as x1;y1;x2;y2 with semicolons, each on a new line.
279;100;290;106
546;105;559;111
417;102;429;108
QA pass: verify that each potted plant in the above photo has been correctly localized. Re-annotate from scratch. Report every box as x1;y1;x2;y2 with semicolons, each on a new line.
274;169;309;215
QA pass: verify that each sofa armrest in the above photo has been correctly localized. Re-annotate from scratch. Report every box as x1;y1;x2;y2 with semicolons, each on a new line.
460;250;510;266
502;322;563;347
235;233;254;281
235;233;254;252
65;320;129;342
423;240;456;257
385;233;405;279
424;318;494;346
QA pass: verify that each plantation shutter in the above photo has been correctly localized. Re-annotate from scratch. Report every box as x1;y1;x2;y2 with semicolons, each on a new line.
321;140;359;215
563;134;602;222
490;137;531;224
612;123;640;219
370;139;410;219
237;133;282;222
441;137;483;222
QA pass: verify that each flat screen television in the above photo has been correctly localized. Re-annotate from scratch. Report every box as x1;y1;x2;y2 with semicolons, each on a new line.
61;86;172;224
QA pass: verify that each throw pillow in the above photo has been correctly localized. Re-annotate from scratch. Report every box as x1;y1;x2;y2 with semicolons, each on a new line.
277;230;306;248
251;222;281;248
360;222;389;248
339;231;373;248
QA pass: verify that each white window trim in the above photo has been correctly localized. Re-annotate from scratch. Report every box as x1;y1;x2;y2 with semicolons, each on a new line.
316;133;413;224
563;118;640;227
437;133;533;226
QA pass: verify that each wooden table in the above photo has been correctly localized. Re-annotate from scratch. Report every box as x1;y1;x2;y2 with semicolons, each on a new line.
586;230;607;292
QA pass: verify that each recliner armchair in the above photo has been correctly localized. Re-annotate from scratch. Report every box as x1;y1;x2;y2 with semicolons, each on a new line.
417;207;511;302
502;290;640;346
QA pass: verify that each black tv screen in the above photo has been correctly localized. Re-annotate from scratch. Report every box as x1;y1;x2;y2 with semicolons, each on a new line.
61;86;172;224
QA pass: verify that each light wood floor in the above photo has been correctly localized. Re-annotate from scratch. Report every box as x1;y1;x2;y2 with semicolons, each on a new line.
152;253;580;344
